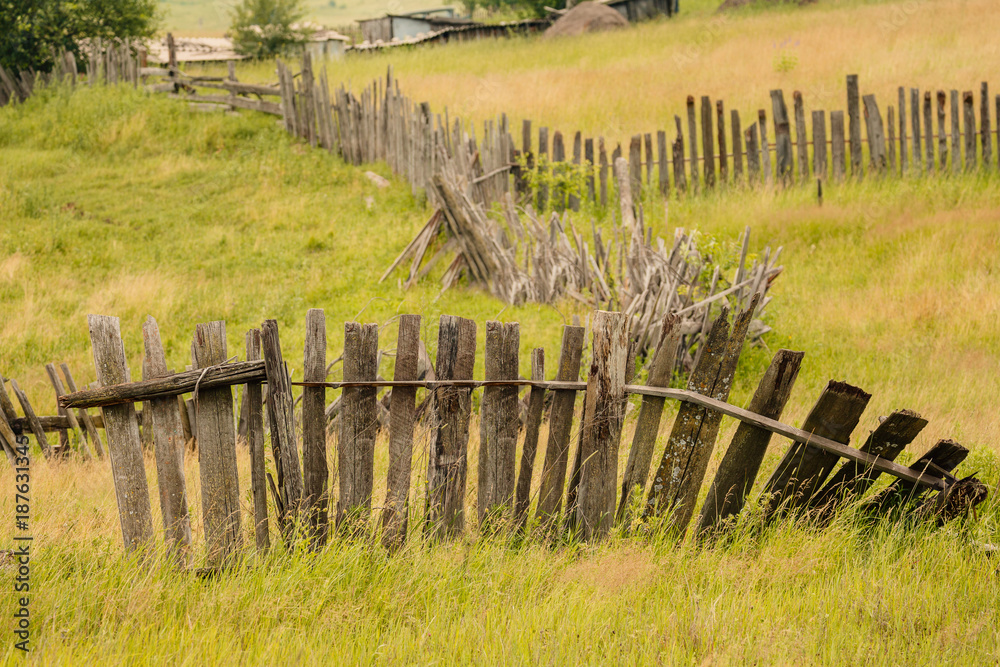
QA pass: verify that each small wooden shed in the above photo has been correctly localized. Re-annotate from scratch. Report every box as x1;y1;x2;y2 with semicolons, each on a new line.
304;29;351;60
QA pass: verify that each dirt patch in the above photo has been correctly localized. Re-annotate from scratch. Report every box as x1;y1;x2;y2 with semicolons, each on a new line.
544;2;629;39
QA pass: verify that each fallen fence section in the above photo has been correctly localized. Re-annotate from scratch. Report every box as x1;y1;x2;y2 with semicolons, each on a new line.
29;308;988;563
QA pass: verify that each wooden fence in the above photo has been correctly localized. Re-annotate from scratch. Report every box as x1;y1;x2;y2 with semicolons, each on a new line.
26;306;985;564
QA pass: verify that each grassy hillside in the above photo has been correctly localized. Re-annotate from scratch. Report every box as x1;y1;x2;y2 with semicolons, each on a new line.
2;0;1000;660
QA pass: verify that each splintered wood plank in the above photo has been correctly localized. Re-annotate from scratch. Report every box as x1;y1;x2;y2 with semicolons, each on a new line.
810;409;927;517
303;309;328;544
88;314;153;553
425;315;477;539
338;322;379;532
381;314;421;550
618;316;680;525
575;311;630;541
515;348;545;528
535;325;586;523
245;328;269;551
262;319;302;537
478;321;520;530
697;348;803;536
142;316;192;564
866;439;968;515
192;321;242;565
762;380;871;516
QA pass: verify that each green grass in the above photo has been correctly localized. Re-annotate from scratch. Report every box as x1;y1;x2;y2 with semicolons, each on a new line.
2;53;1000;664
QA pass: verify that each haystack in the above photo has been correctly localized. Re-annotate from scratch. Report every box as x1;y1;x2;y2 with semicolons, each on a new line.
544;2;629;38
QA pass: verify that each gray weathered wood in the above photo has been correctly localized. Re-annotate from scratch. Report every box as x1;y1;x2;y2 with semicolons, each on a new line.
673;116;687;193
537;126;549;211
758;109;771;184
644;132;654;188
950;90;960;173
142;316;192;564
338;322;378;531
696;348;803;536
192;321;242;565
898;87;907;173
936;91;947;170
262;318;302;536
762;380;871;516
61;360;266;409
847;74;862;177
245;328;268;551
88;315;154;553
811;409;927;516
614;156;636;232
868;439;968;514
59;364;104;457
771;90;792;184
536;325;586;521
863;94;887;173
831;111;846;181
8;379;51;459
911;88;922;173
599;137;609;207
575;311;630;541
981;82;991;168
730;109;743;181
745;122;760;182
303;308;328;543
701;96;715;188
657;130;669;196
629;134;642;199
812;110;827;180
923;91;934;172
716;100;728;183
478;321;520;529
687;96;700;192
793;91;809;183
552;130;566;210
887;105;896;172
381;314;421;549
426;315;477;539
963;91;976;171
45;363;89;459
515;348;545;527
617;316;680;525
585;137;596;203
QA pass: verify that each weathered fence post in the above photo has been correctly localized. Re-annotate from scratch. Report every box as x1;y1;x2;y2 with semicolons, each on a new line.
617;316;680;525
192;321;242;565
936;91;947;170
687;96;700;192
758;109;772;184
585;137;596;203
245;328;269;551
303;309;328;544
847;74;862;178
812;110;827;180
898;87;908;174
863;94;887;174
339;322;378;532
426;315;476;539
60;364;104;457
910;88;921;173
657;130;669;196
88;315;154;553
8;380;50;459
831;111;846;181
537;126;549;211
696;349;803;536
142;317;192;564
45;363;89;459
614;157;636;232
950;90;961;173
478;321;520;530
515;348;545;528
981;82;991;168
770;90;793;184
963;91;976;171
745;122;760;183
536;325;586;523
716;100;728;183
599;137;609;207
794;91;809;183
730;109;743;182
629;134;642;199
575;311;630;541
923;91;934;172
261;319;302;538
673;116;687;193
701;96;715;188
762;381;871;516
382;314;420;550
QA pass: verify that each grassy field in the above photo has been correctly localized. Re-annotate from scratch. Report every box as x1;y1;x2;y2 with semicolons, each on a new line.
3;0;1000;662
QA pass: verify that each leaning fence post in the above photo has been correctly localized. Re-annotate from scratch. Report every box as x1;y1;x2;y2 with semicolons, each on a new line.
192;321;242;565
261;319;302;539
762;380;871;517
515;348;545;528
60;364;104;457
617;316;680;525
863;94;887;174
426;315;477;539
696;348;803;536
381;314;421;550
45;363;89;459
88;315;154;553
535;325;586;524
770;90;793;185
338;322;378;532
7;380;50;459
245;328;269;551
575;311;630;541
478;321;520;531
142;317;192;564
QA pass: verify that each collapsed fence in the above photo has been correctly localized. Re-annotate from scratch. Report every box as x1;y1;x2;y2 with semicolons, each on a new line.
2;304;977;565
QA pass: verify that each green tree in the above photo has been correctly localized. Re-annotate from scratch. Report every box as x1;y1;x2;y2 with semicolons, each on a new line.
229;0;308;60
0;0;160;72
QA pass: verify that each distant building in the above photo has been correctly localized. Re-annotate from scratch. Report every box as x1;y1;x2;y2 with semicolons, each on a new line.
358;8;468;44
304;29;351;60
146;37;245;64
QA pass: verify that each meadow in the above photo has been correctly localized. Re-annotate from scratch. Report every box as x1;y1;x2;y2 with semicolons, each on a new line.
2;0;1000;662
